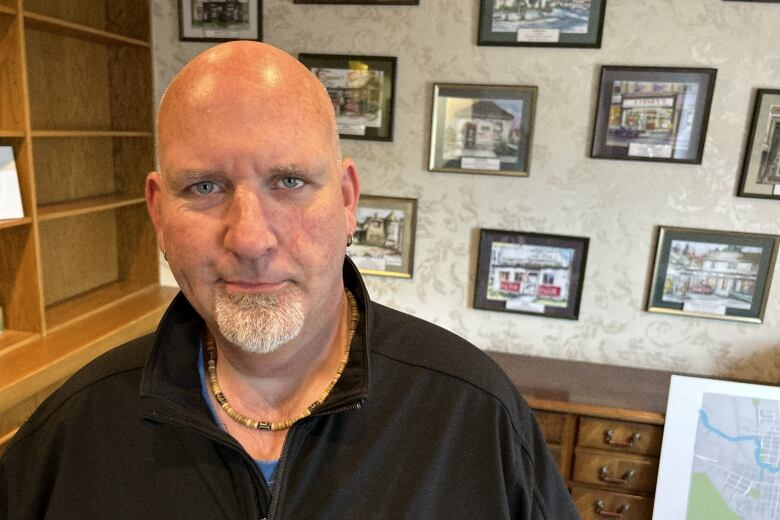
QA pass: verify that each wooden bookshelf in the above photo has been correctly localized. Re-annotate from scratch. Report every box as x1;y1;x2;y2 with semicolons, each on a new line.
0;216;31;229
0;0;171;450
37;193;145;221
23;11;150;48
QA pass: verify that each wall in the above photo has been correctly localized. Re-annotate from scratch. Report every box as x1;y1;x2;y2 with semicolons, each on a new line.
151;0;780;383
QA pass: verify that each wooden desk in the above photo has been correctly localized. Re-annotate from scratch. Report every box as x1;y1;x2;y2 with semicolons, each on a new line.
489;352;673;520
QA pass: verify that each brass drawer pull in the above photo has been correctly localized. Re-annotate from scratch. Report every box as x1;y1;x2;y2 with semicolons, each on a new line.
604;429;641;448
599;466;636;485
595;500;630;517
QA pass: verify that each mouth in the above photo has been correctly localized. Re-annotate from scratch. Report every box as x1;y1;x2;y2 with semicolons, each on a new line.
218;278;290;294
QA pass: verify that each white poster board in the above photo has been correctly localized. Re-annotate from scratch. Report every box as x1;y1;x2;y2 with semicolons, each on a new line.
653;375;780;519
0;146;23;219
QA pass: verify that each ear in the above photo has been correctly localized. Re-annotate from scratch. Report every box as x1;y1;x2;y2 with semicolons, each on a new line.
339;157;360;234
145;171;166;252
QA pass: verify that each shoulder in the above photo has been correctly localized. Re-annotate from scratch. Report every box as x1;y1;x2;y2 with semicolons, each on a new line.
368;302;524;409
6;333;154;447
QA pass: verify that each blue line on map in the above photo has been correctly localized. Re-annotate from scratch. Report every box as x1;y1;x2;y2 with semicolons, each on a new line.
699;409;780;481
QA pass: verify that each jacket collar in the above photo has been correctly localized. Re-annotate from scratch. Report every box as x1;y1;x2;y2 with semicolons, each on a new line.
138;257;372;425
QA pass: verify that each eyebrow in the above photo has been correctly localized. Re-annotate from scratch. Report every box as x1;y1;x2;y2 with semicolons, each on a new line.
163;169;221;186
270;164;328;179
177;169;221;181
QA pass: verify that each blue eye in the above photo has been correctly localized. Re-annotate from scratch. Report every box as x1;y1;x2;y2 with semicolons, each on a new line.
193;181;217;195
280;177;304;189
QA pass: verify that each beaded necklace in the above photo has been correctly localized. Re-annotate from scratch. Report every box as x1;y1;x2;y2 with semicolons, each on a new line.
204;289;359;432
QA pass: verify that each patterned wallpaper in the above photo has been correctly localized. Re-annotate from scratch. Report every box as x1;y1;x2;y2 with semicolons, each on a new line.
151;0;780;383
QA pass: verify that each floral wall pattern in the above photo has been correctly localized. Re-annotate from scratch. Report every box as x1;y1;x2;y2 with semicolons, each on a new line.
152;0;780;383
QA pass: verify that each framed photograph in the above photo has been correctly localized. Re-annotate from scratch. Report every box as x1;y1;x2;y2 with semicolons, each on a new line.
179;0;262;41
299;54;396;141
429;84;536;176
654;375;780;519
590;66;717;164
738;89;780;200
478;0;607;48
294;0;418;4
474;229;589;320
647;226;779;323
347;195;417;278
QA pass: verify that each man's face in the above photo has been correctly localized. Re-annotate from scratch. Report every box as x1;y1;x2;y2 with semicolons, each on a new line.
147;82;358;352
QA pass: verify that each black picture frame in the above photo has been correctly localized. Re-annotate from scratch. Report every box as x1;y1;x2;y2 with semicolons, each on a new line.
347;195;417;278
294;0;418;4
428;83;537;176
179;0;262;42
590;66;717;164
478;0;607;48
738;89;780;200
299;53;397;142
474;229;589;320
647;226;779;323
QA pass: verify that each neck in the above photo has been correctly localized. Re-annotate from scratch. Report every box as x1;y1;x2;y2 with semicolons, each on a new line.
207;289;350;421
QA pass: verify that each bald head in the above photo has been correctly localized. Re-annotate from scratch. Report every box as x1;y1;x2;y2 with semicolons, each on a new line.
157;41;341;171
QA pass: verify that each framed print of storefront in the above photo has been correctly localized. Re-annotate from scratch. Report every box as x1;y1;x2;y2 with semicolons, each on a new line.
738;89;780;200
591;66;717;164
474;229;589;319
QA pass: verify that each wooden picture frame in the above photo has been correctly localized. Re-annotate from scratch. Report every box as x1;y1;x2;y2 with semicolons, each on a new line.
299;53;397;142
348;195;417;278
738;89;780;200
179;0;262;42
478;0;607;48
428;83;537;176
646;226;779;323
590;66;717;164
474;229;589;320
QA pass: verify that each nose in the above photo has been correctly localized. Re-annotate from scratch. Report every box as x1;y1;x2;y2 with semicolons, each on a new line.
223;188;278;258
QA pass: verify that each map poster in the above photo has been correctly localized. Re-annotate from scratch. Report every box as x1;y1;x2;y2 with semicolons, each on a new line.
654;375;780;520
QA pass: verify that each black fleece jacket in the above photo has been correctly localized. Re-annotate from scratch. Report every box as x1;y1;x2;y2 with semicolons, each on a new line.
0;261;578;519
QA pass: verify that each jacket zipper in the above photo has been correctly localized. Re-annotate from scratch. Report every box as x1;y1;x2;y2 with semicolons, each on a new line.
262;424;295;520
263;402;363;520
148;400;364;520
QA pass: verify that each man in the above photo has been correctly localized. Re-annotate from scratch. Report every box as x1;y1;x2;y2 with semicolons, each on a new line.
0;42;577;519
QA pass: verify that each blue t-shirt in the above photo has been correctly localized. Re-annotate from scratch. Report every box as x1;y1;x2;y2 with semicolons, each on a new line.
198;346;278;489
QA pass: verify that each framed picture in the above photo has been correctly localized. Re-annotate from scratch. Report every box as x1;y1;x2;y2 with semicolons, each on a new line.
478;0;607;48
474;229;589;320
738;89;780;200
647;226;779;323
590;66;717;164
179;0;262;42
293;0;418;4
654;375;780;519
429;84;536;176
299;54;396;141
347;195;417;278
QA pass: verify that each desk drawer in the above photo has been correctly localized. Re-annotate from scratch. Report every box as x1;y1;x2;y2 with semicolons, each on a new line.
573;449;658;493
571;486;652;520
578;417;662;456
534;410;565;444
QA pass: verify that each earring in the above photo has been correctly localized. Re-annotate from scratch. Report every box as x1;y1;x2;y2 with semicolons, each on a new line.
163;250;168;262
346;234;353;247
